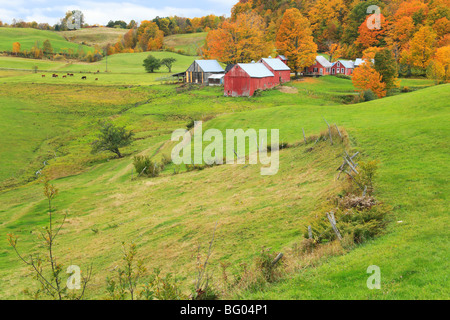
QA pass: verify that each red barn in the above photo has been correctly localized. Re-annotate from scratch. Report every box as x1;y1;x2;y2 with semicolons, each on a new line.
330;60;354;76
224;63;275;97
303;56;332;76
276;55;288;65
259;57;291;84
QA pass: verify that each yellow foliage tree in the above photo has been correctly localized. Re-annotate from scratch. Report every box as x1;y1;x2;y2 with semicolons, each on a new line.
407;26;437;70
352;61;386;98
276;8;317;77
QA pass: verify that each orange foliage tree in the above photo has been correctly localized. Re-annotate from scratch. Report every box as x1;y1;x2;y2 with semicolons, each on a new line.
12;42;21;55
352;61;386;98
203;12;273;64
356;14;387;50
276;8;317;77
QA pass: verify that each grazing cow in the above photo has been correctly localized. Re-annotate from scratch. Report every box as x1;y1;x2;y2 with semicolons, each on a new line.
95;78;98;81
96;70;100;73
62;75;67;78
69;74;74;77
42;75;46;78
82;76;87;80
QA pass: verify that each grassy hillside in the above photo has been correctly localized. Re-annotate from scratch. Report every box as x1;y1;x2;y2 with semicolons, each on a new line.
164;32;207;55
0;76;447;299
0;28;94;53
60;27;127;48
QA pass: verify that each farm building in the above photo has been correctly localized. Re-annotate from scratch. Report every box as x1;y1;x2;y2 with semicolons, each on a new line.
303;56;332;76
258;57;291;83
354;58;375;67
224;63;276;97
208;73;225;86
185;60;225;85
277;55;288;65
331;60;354;76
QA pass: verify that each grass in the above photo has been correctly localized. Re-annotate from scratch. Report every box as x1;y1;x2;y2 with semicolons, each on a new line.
0;74;448;300
0;27;94;53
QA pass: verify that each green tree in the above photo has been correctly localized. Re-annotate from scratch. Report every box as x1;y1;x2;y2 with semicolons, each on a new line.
374;49;398;90
161;57;176;73
43;39;53;55
143;55;161;73
91;121;134;158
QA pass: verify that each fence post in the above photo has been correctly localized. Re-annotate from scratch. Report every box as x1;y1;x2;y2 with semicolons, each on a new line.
326;212;342;241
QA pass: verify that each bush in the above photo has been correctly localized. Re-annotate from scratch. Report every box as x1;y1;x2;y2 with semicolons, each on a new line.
255;247;283;283
133;155;161;177
354;160;379;194
363;89;378;101
401;86;411;93
335;74;351;80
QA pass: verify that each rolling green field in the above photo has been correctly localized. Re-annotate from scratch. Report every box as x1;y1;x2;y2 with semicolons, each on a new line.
0;27;94;53
0;51;198;85
0;50;448;301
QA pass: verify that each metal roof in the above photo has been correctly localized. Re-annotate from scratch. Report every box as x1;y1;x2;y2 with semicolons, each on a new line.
195;60;224;72
333;60;354;69
237;63;274;78
208;73;225;79
316;56;333;68
354;58;375;66
260;58;291;71
277;55;287;60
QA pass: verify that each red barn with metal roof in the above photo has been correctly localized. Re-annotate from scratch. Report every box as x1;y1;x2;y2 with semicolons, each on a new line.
258;58;291;84
224;63;276;97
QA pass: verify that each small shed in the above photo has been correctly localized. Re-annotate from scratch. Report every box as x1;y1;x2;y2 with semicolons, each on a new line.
304;56;332;76
331;60;354;76
185;60;224;85
224;63;275;97
208;73;225;86
259;57;291;83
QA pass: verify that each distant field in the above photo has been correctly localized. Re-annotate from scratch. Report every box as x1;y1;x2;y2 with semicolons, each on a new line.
0;27;94;53
60;27;128;48
164;32;207;55
0;51;198;85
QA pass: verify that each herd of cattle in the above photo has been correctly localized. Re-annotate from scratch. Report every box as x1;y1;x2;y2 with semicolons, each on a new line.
42;70;101;81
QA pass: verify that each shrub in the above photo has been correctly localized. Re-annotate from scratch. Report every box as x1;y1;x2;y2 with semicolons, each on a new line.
335;74;351;80
363;89;378;101
354;160;379;194
255;247;283;283
133;155;161;177
401;86;411;93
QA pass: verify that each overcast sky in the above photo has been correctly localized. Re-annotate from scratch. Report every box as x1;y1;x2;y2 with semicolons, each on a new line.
0;0;236;25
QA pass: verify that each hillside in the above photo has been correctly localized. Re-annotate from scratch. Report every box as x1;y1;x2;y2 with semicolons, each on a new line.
60;27;128;48
163;32;207;55
0;74;448;299
0;27;94;53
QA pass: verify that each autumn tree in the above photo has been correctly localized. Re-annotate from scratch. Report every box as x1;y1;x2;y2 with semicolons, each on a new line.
276;8;317;77
12;42;21;55
374;49;398;90
427;45;450;83
406;26;437;70
352;61;386;98
203;12;272;64
356;14;387;50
